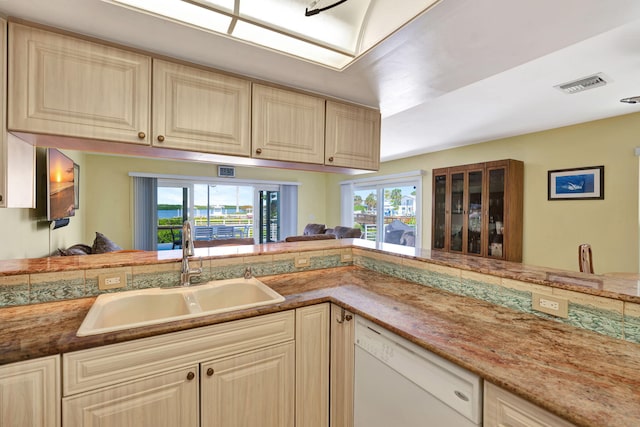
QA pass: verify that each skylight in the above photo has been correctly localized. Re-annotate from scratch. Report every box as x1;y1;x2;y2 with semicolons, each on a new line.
105;0;440;69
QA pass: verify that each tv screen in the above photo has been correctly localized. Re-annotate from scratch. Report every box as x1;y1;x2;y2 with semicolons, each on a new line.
47;148;76;221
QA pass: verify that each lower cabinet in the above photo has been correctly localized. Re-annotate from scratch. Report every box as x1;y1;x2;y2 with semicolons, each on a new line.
63;366;199;427
296;304;330;427
484;382;576;427
202;342;295;427
330;304;355;427
0;355;60;427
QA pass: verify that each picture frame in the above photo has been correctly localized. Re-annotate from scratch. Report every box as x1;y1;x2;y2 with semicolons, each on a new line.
548;166;604;200
73;163;80;209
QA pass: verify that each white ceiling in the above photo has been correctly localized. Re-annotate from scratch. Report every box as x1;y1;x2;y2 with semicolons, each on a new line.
2;0;640;162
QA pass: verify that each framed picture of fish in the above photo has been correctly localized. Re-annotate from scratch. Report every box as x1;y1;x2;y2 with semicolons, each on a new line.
548;166;604;200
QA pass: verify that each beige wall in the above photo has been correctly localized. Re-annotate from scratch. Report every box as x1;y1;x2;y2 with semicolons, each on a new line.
2;112;639;273
327;112;640;273
83;155;328;250
0;149;86;260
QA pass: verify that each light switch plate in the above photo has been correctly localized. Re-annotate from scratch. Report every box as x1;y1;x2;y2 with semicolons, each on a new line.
98;272;127;290
532;293;568;318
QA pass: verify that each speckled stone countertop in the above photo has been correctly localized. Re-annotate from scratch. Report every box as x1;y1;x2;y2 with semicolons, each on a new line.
1;266;639;427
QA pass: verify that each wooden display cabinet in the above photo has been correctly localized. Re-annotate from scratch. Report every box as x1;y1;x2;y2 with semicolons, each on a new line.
432;159;523;262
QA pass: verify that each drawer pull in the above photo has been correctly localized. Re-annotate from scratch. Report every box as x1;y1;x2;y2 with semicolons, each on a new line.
207;368;214;377
187;372;195;381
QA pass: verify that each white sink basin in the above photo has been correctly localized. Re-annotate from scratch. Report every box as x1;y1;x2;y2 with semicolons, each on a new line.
77;277;285;336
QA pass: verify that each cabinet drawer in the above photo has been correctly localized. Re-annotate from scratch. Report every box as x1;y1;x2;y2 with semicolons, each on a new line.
64;311;294;396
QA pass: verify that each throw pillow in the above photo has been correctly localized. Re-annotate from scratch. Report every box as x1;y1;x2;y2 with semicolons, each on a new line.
56;244;92;256
92;232;122;254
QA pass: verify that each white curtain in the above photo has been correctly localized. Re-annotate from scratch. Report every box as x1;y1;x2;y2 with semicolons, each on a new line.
340;182;354;226
280;184;298;239
133;177;158;250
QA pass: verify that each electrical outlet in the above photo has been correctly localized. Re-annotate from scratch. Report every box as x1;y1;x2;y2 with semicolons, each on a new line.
295;256;310;268
99;272;127;290
532;293;568;318
341;252;353;263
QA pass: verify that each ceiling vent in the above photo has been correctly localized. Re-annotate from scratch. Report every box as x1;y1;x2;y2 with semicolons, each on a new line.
554;73;609;94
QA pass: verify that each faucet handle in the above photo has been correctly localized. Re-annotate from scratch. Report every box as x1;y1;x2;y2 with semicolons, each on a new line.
244;266;252;280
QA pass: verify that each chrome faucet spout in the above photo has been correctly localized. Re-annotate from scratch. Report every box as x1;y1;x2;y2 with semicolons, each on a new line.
180;220;201;286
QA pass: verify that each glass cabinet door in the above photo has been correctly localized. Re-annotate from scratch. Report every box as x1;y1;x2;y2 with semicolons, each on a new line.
450;172;464;252
433;174;447;249
488;167;505;258
467;170;483;255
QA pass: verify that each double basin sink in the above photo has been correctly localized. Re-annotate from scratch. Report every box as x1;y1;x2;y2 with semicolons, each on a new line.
77;277;285;336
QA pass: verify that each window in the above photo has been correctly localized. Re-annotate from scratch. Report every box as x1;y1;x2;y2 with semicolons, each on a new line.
132;174;298;250
342;171;423;247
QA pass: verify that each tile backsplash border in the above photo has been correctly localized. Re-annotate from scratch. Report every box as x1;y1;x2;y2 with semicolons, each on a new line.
1;246;639;344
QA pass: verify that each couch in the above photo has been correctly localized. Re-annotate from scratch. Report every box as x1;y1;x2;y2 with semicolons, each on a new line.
284;223;362;242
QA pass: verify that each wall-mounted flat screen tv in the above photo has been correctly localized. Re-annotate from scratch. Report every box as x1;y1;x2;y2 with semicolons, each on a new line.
47;148;76;221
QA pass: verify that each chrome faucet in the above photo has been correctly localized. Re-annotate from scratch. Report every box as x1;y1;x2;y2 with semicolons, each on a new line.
180;220;202;286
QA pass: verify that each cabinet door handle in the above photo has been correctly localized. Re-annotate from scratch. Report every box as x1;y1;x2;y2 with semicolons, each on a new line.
255;148;262;155
186;371;195;381
207;368;214;377
328;156;334;162
157;135;165;142
137;131;146;139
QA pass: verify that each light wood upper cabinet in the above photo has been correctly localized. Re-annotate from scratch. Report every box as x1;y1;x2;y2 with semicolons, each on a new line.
8;23;151;145
201;342;295;427
0;355;60;427
296;304;330;427
153;59;251;156
252;84;325;164
325;100;380;170
63;366;198;427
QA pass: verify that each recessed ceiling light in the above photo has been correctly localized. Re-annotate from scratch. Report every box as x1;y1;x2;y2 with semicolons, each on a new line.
620;96;640;104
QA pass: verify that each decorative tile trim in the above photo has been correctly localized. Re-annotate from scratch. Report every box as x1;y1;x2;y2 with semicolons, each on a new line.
355;253;631;343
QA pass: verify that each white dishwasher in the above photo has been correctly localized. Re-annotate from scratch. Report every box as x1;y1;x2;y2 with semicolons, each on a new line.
354;316;482;427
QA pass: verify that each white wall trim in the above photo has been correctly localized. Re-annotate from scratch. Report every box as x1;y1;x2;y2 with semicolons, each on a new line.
129;172;301;186
340;170;426;186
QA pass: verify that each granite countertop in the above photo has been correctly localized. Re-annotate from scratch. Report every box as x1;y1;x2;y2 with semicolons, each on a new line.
1;266;639;427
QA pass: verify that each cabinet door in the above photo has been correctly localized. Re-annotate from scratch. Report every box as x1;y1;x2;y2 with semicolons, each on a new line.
484;382;576;427
449;170;465;253
325;101;380;170
153;59;251;156
330;304;355;427
296;304;330;427
63;366;198;427
432;170;448;250
466;167;484;256
252;84;325;164
8;23;151;145
0;355;60;427
487;165;506;259
201;342;295;427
